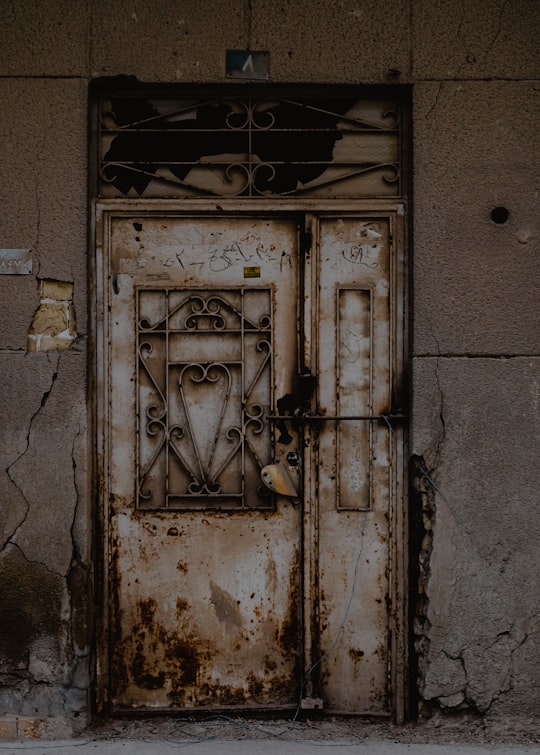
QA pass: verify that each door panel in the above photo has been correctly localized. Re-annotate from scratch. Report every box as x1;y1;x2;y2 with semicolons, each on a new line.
316;216;394;713
98;207;405;715
107;216;301;709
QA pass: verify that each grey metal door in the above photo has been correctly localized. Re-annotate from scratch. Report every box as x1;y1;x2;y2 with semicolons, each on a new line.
96;207;406;716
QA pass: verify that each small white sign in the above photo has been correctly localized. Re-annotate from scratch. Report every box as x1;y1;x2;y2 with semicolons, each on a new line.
0;248;32;275
226;50;269;80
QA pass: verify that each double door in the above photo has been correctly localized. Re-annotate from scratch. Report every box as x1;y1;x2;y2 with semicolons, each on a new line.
96;207;407;717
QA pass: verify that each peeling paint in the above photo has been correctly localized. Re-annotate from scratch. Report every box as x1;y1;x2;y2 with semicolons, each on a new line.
410;455;436;716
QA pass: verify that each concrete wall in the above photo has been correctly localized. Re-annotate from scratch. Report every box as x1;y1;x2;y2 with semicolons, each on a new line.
0;0;538;734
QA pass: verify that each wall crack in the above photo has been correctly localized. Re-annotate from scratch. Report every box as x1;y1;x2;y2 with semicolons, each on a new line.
3;354;60;552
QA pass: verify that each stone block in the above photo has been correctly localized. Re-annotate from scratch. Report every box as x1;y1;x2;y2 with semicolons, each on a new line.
90;0;410;83
29;303;68;336
0;718;17;740
412;356;540;713
0;0;88;77
42;280;74;301
0;79;87;350
250;0;410;82
27;280;77;352
16;716;74;740
413;0;540;80
91;0;246;80
412;81;540;356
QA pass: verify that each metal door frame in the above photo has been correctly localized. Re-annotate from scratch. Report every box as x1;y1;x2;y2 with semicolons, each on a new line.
92;197;409;721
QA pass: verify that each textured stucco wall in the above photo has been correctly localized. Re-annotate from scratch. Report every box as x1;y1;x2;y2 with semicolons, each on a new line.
412;74;540;716
0;0;538;733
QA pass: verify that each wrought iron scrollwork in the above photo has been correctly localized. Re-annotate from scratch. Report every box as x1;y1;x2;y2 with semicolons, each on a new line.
137;288;273;510
99;94;402;198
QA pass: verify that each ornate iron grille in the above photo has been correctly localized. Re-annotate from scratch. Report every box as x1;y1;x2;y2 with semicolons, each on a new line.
98;94;401;198
137;288;273;510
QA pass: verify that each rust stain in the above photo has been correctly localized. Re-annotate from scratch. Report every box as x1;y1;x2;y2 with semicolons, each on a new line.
197;682;246;706
139;597;157;628
111;595;212;704
165;635;200;693
109;533;129;701
176;597;190;617
277;549;302;691
247;672;264;699
265;556;278;593
209;580;242;631
131;645;166;690
349;647;365;664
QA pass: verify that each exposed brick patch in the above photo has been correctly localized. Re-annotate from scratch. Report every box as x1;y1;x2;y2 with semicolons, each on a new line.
27;279;76;352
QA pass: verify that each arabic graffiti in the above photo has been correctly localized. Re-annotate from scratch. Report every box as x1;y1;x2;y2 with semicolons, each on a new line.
341;223;383;268
163;239;291;274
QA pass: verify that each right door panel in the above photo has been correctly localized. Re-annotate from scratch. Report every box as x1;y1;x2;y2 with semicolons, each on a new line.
315;214;400;714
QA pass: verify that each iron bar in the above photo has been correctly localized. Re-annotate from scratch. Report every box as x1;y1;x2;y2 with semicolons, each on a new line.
266;414;408;421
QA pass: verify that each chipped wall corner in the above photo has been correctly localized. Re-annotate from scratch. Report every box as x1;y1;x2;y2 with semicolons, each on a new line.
409;455;437;715
27;279;77;353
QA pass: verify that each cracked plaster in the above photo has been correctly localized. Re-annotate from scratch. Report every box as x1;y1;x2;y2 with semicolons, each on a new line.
413;357;540;715
412;0;540;79
0;353;88;711
1;355;60;553
6;355;84;575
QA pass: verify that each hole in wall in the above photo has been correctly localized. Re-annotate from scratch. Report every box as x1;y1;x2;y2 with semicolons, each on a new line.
490;206;509;225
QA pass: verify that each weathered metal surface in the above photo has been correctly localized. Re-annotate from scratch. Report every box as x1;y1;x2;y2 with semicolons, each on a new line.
98;94;402;199
137;287;274;509
97;205;406;716
316;217;394;712
106;217;301;709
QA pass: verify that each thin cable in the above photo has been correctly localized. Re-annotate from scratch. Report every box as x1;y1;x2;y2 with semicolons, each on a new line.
0;743;92;751
168;715;365;747
419;465;445;497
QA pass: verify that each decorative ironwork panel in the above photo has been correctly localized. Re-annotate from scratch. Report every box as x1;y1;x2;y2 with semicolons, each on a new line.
98;94;401;198
137;288;273;509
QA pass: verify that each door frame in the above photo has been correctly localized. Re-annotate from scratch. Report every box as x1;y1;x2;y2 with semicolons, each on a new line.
91;197;409;721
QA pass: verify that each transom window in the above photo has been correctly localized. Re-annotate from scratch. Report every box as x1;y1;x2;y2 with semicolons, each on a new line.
97;89;403;199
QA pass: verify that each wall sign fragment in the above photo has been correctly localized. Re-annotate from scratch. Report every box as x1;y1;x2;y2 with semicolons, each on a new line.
0;248;32;274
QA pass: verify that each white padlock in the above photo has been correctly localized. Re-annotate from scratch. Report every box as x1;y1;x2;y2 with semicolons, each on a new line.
260;461;298;497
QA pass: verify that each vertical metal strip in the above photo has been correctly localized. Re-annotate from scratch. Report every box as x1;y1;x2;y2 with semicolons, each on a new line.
368;282;375;510
94;205;110;710
390;207;408;723
301;212;320;700
164;289;169;507
241;289;246;503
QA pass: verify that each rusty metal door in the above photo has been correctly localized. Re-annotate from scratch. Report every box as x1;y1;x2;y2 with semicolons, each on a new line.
313;215;406;714
96;207;406;716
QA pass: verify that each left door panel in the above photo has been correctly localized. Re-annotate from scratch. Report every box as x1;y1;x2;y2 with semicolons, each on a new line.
97;212;302;711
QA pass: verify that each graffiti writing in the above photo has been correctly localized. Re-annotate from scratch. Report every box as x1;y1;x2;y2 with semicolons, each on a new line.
209;242;250;271
342;328;366;364
162;240;289;274
342;244;379;268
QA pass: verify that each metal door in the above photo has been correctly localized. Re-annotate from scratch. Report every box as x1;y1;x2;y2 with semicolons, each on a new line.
96;207;406;716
